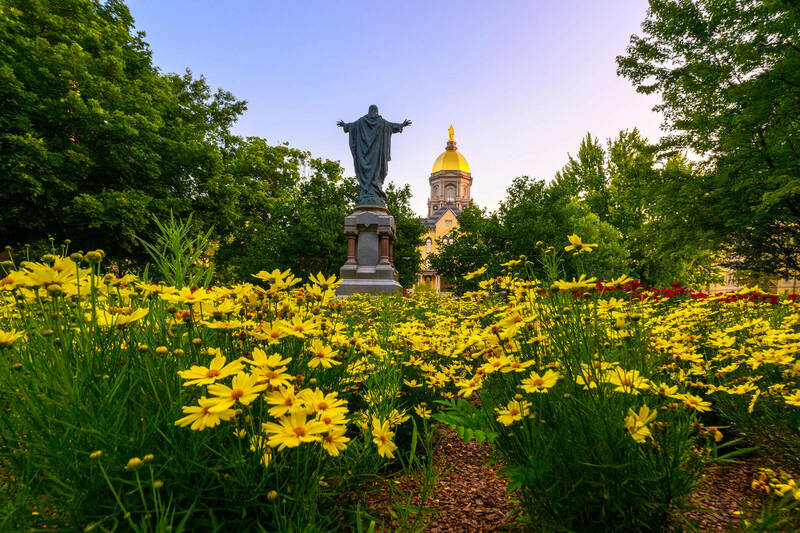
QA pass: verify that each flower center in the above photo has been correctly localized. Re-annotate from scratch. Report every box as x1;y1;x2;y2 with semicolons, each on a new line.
318;401;329;410
509;408;520;416
532;378;544;387
293;426;307;437
231;388;245;400
206;369;221;378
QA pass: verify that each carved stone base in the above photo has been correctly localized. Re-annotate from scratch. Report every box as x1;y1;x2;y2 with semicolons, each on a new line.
336;208;402;296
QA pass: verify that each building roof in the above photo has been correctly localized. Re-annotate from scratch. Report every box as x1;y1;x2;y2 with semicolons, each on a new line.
423;205;461;227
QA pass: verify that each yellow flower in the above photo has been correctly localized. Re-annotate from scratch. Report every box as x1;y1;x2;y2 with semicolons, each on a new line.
307;339;341;369
243;347;291;369
371;417;398;459
321;426;350;457
414;405;432;419
318;410;348;429
457;376;483;397
250;323;286;344
464;265;488;280
299;388;348;416
308;272;341;290
0;328;24;348
251;362;293;389
606;368;650;395
495;400;531;426
624;405;657;443
178;355;244;387
281;315;318;339
520;369;560;393
564;234;597;254
262;412;326;450
90;307;149;328
175;397;240;431
161;286;214;305
551;274;598;291
264;387;305;417
673;393;712;412
783;390;800;407
206;373;267;412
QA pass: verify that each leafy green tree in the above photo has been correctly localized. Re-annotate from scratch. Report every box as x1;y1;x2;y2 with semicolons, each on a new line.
431;178;630;293
0;0;248;266
554;133;610;220
429;204;498;294
384;182;427;288
617;0;800;278
214;141;358;282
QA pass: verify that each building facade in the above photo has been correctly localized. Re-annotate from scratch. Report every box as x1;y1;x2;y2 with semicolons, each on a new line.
417;126;472;292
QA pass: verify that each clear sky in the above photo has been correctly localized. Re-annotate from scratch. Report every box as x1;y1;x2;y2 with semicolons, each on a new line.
127;0;662;216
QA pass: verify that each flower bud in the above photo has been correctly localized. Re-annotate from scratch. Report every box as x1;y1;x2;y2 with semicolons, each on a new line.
85;251;102;263
124;457;143;470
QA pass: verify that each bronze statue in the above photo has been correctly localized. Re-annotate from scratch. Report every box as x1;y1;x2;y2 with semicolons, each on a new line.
337;105;411;207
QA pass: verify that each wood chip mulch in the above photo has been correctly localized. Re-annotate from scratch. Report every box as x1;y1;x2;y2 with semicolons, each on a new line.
685;458;761;532
363;427;521;532
364;428;798;532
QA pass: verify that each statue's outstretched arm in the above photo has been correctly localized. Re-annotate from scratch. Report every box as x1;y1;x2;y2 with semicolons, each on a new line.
390;119;412;133
336;120;351;132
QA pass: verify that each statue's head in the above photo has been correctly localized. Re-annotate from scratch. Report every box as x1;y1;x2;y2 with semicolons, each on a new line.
368;104;379;115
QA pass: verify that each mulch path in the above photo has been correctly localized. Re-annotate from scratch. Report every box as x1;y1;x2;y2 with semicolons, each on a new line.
363;426;519;532
364;426;798;532
685;459;761;532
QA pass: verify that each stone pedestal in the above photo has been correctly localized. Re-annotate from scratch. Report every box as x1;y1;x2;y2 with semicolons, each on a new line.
336;206;402;296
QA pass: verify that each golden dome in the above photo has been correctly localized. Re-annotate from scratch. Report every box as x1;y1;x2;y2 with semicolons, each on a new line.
431;125;470;173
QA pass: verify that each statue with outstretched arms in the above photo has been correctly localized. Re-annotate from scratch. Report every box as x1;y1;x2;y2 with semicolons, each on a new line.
337;105;411;207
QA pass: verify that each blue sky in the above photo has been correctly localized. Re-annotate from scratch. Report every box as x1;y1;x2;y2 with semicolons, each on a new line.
128;0;662;215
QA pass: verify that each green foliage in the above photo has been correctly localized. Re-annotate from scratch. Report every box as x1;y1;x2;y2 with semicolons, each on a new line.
432;128;726;292
436;291;706;531
430;178;630;294
0;0;246;265
384;182;426;288
617;0;800;279
137;212;214;288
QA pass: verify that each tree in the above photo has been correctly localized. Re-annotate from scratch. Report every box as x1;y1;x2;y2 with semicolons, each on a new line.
384;182;427;288
214;139;358;282
0;0;247;265
429;204;499;294
431;178;631;294
617;0;800;277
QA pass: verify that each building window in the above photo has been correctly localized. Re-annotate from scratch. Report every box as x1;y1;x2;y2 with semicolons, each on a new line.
445;184;456;202
432;184;439;197
426;238;432;253
445;219;452;228
425;259;430;269
443;233;453;245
